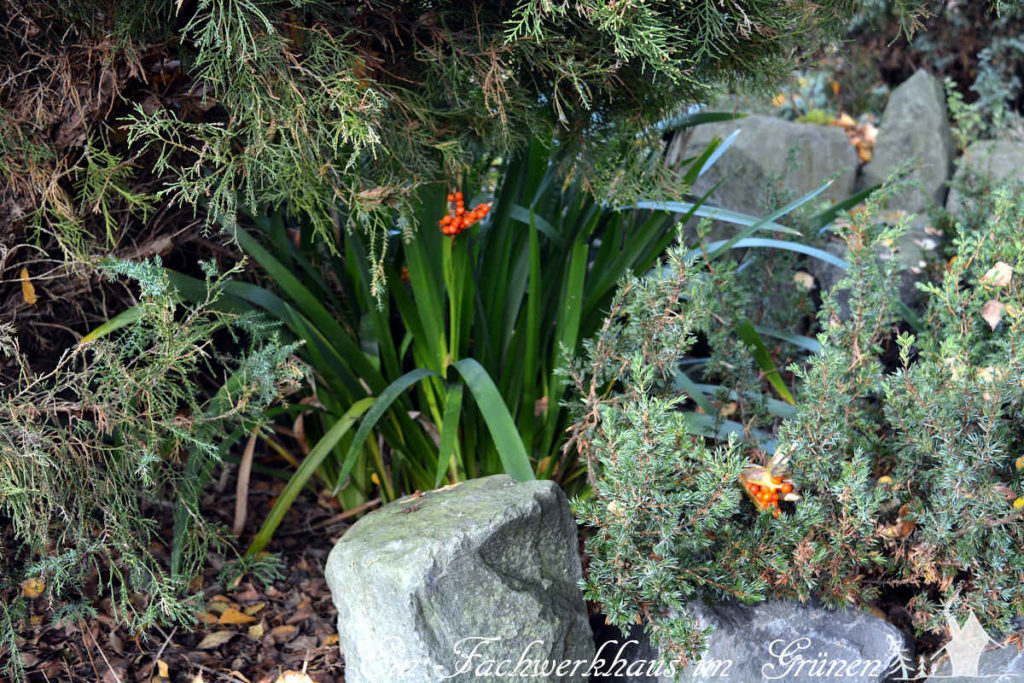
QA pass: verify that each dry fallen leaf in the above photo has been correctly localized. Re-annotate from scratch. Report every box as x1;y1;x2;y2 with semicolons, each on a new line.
242;602;266;616
275;673;314;683
149;659;171;683
196;631;235;649
982;300;1005;330
247;622;265;639
268;624;299;643
20;267;37;305
982;261;1014;288
218;608;256;625
21;577;45;598
793;271;815;291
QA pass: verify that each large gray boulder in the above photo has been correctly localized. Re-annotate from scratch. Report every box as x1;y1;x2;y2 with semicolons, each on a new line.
593;600;909;682
684;114;858;230
324;474;595;682
815;70;953;310
858;69;955;214
946;140;1024;216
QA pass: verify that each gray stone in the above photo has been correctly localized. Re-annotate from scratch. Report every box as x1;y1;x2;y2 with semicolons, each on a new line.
858;69;955;214
946;140;1024;216
683;114;858;235
592;600;909;682
324;474;594;682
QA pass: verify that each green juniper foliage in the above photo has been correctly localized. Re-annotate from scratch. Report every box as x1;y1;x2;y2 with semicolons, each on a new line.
2;0;937;289
571;177;1024;668
0;260;302;677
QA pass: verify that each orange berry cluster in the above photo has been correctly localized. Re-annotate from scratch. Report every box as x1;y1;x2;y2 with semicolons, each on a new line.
439;191;491;236
745;476;794;518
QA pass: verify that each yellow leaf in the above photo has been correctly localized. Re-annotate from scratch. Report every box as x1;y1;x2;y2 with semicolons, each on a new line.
21;577;45;598
150;659;171;683
275;672;315;683
242;602;265;616
322;634;339;647
196;631;235;649
218;608;256;625
19;267;37;305
793;271;815;291
268;624;298;641
247;622;265;639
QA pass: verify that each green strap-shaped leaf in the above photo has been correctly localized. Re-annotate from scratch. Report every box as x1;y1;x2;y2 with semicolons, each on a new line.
336;368;436;491
735;318;796;406
672;368;715;416
708;181;832;260
434;383;464;488
451;358;535;482
247;398;374;555
753;325;822;354
79;304;143;344
696;237;849;269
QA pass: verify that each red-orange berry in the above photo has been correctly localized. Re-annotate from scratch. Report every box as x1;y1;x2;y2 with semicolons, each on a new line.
781;483;793;494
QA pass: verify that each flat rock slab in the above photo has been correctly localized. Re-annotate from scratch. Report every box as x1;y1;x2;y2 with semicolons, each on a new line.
592;601;909;682
325;474;594;682
684;114;858;230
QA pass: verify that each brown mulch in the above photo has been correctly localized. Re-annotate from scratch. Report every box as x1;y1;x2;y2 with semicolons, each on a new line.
7;465;357;682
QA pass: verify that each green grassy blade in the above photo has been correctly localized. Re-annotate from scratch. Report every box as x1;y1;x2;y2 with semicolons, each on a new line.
336;368;438;490
708;181;832;260
434;383;464;488
753;325;822;353
517;210;542;450
696;237;849;269
682;412;776;453
671;368;715;415
540;235;588;458
247;397;374;555
451;358;534;481
680;134;723;187
656;111;745;131
896;299;926;331
79;304;143;344
693;383;797;419
809;184;880;234
233;227;350;343
735;318;796;405
629;201;801;236
509;204;564;246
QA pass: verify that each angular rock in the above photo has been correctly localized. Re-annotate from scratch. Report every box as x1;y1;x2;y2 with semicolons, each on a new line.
592;600;909;682
684;114;858;234
946;140;1024;216
325;474;595;682
858;69;955;214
